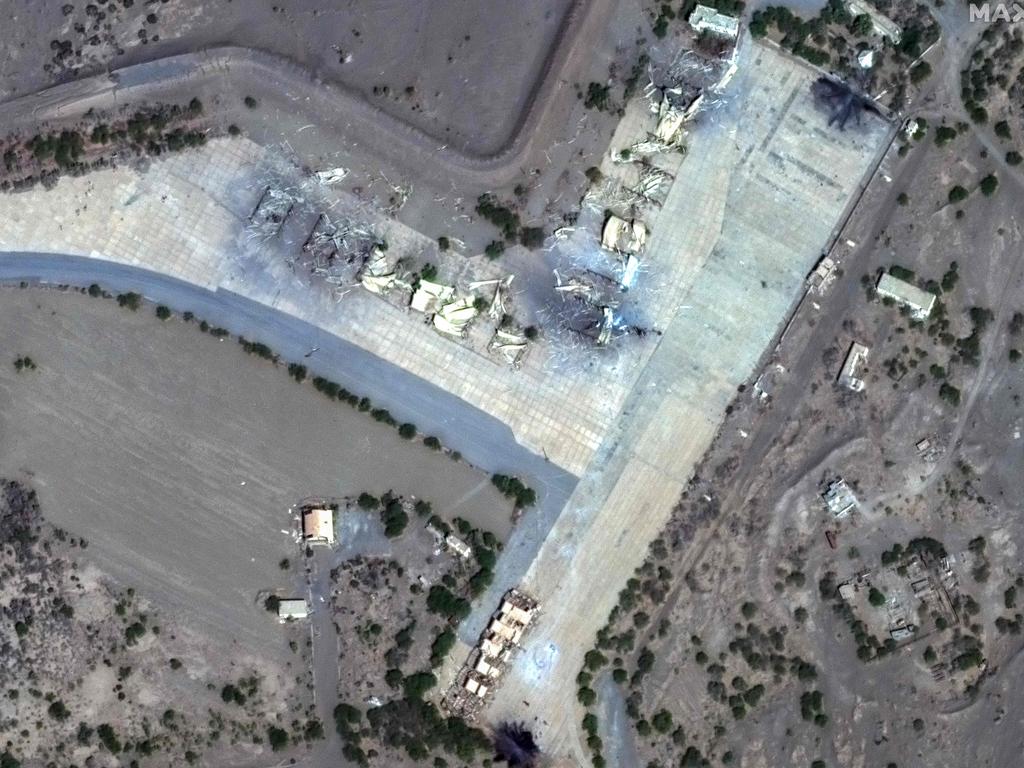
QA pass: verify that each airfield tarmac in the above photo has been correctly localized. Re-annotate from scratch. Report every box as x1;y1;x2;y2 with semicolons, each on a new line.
0;287;513;659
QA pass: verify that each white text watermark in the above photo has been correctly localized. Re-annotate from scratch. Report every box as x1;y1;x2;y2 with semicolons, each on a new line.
969;2;1024;21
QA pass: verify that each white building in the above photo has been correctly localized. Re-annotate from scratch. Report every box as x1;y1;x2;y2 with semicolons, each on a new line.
445;533;473;560
823;479;859;519
277;598;309;622
302;507;336;546
876;273;936;319
689;4;740;38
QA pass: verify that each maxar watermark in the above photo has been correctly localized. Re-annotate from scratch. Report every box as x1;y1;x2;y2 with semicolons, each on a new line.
969;2;1024;21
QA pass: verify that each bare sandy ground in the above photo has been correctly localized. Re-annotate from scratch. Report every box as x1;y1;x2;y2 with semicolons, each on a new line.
0;0;578;156
0;287;511;659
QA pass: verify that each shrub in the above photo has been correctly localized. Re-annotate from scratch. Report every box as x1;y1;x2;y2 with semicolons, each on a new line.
357;493;379;510
116;292;142;311
267;726;289;751
910;61;932;84
519;226;546;249
1007;151;1022;166
426;585;470;621
939;382;961;406
423;435;442;450
221;684;246;705
484;240;505;259
244;96;258;108
97;724;121;753
381;499;409;538
584;649;608;670
584;82;611;111
437;236;450;251
475;194;520;240
491;474;537;507
398;423;417;439
430;629;456;666
155;305;171;320
402;672;437;700
651;709;673;733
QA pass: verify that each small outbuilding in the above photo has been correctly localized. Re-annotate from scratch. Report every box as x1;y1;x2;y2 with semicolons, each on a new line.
838;342;869;392
823;479;859;519
277;598;309;622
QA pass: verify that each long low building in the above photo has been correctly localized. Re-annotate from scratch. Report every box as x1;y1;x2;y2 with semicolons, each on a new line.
876;273;937;319
689;4;740;38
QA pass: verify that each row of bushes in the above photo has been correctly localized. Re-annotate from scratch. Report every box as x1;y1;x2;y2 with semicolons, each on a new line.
356;491;410;538
491;473;537;508
98;290;462;459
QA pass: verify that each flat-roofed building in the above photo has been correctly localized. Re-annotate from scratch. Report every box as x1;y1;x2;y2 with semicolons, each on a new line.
838;342;869;392
823;478;859;519
445;534;473;559
876;273;936;319
277;598;309;622
302;507;335;545
689;4;740;38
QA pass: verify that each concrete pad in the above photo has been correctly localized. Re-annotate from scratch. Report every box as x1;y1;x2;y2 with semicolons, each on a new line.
482;37;893;760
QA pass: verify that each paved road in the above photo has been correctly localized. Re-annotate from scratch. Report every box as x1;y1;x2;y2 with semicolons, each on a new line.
0;251;578;599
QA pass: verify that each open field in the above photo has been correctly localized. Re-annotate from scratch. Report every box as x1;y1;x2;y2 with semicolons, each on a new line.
0;287;512;660
0;492;318;768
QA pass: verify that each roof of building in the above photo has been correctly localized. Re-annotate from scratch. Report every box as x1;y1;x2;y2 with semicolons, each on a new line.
303;507;335;544
838;342;869;391
824;480;859;518
278;598;309;620
689;4;740;37
876;273;937;317
846;0;902;42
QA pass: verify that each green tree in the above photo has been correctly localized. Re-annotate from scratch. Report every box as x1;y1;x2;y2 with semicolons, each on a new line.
910;61;932;84
267;725;289;751
979;174;998;196
948;185;968;204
